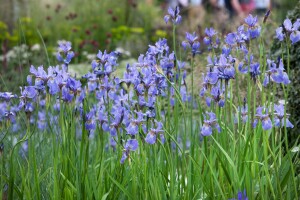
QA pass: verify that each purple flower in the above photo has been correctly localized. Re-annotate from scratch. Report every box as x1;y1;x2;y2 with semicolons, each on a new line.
276;18;300;44
283;18;300;32
263;10;271;23
56;41;74;64
92;50;118;77
180;86;188;102
126;111;145;135
201;112;220;136
65;51;75;63
206;84;225;107
185;32;198;44
164;6;182;25
37;111;47;130
126;121;139;135
109;137;117;150
263;59;290;86
2;110;16;123
47;79;60;95
200;70;218;97
61;87;74;102
85;108;96;131
237;25;250;42
249;63;261;80
230;190;248;200
238;58;261;82
240;105;248;123
253;106;272;130
243;15;261;39
20;86;38;99
58;41;72;53
290;31;300;44
145;133;156;145
0;92;17;102
30;65;47;79
245;14;257;27
248;27;261;39
24;102;34;113
66;77;82;94
203;37;211;46
107;105;126;137
205;27;217;37
274;103;293;128
182;32;200;56
125;139;139;151
225;33;237;46
203;27;219;49
276;27;285;41
145;121;164;144
120;139;139;164
20;140;28;157
216;54;235;81
147;38;170;56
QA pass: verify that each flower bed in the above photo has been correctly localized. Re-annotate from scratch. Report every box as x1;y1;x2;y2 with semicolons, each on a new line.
0;6;299;199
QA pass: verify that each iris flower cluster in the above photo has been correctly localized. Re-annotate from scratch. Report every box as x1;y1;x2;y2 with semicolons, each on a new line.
199;12;293;135
77;33;189;162
0;7;295;166
2;37;186;163
276;18;300;44
238;54;261;83
203;27;220;50
263;59;290;86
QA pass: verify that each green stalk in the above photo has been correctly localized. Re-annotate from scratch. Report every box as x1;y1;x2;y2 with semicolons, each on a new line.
173;25;177;57
29;126;41;200
52;131;59;199
8;118;32;200
251;81;257;197
262;130;275;199
283;87;298;200
283;37;298;199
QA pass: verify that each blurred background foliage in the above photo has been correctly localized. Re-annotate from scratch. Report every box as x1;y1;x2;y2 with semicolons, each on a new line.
0;0;167;58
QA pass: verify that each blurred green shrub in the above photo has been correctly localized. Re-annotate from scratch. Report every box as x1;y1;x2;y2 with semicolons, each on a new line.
24;0;163;58
274;0;300;21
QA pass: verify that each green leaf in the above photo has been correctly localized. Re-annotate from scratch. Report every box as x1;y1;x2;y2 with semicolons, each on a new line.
101;189;111;200
107;173;133;199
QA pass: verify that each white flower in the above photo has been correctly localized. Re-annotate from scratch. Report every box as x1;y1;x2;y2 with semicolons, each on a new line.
31;44;41;51
116;47;131;57
291;146;299;153
86;54;96;61
278;99;286;105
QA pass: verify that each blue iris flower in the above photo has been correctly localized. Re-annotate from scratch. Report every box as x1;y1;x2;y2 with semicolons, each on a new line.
164;6;182;25
201;112;220;136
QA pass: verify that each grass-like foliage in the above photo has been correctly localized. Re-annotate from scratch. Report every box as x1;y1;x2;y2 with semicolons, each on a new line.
0;7;299;200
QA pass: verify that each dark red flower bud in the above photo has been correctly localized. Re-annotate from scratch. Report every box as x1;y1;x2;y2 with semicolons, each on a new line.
112;16;118;22
107;9;113;14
